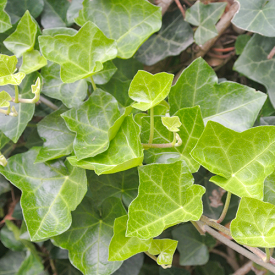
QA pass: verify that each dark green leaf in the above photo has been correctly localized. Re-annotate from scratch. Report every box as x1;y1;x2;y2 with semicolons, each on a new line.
159;266;190;275
235;34;251;55
113;254;144;275
66;0;83;25
195;261;224;275
55;259;82;275
0;0;11;33
0;174;10;195
0;250;25;275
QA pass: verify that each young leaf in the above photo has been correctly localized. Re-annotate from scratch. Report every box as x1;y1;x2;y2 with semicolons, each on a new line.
39;21;117;83
232;0;275;37
75;0;161;58
20;50;47;75
0;148;87;241
185;2;226;45
169;57;267;132
0;90;12;107
0;0;12;33
53;196;126;275
127;161;205;239
4;10;38;58
62;89;131;160
129;71;174;111
36;106;75;163
161;116;181;132
191;121;275;199
231;197;275;247
67;115;144;175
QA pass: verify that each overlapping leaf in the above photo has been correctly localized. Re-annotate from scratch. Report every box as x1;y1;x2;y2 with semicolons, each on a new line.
0;0;11;33
0;148;87;241
66;0;83;25
67;115;144;175
53;196;126;275
38;21;117;83
20;50;47;75
113;254;144;275
169;57;267;132
92;61;117;85
62;89;131;160
127;161;205;239
264;171;275;205
75;0;161;58
191;121;275;199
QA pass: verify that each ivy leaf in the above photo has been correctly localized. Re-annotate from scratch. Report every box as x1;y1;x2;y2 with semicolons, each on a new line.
195;261;224;275
53;196;126;275
4;10;38;58
161;116;181;132
36;106;75;163
185;2;226;45
0;0;11;33
67;0;83;25
113;254;144;275
0;148;87;241
108;215;152;261
0;54;25;85
38;21;117;83
62;89;131;160
75;0;161;59
0;251;26;274
42;27;77;36
264;171;275;205
135;9;193;66
233;34;275;107
159;266;190;275
126;161;205;239
41;62;87;109
232;0;275;37
169;57;267;132
55;259;82;275
231;197;275;247
92;61;117;85
235;34;251;55
191;121;275;199
172;223;215;265
154;100;170;116
129;71;174;111
20;50;47;75
0;175;10;196
0;90;12;107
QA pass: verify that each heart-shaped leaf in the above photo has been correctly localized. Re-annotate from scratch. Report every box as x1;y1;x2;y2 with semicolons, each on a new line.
191;121;275;199
0;0;12;33
20;50;47;75
129;70;174;111
0;90;11;107
161;116;181;132
39;21;117;83
127;161;205;239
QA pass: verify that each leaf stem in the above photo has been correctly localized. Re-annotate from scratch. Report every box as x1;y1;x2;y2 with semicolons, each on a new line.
148;107;154;144
90;76;97;91
142;133;182;149
14;85;19;103
265;248;271;263
216;191;231;224
191;220;205;235
144;251;171;269
0;106;18;117
39;96;59;110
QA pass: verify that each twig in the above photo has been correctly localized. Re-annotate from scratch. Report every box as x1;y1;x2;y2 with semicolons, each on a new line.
39;96;58;110
211;248;239;271
212;47;235;52
175;0;185;18
233;261;253;275
182;0;192;7
267;46;275;60
49;259;57;275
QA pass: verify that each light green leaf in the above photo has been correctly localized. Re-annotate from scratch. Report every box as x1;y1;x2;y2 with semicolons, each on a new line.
191;121;275;199
129;71;174;111
108;215;152;261
41;61;87;108
126;161;205;239
136;9;193;66
75;0;161;59
87;168;139;207
161;116;181;132
36;106;75;163
67;115;144;175
0;54;25;85
0;0;11;33
92;61;117;85
232;0;275;37
39;21;117;83
0;90;11;107
148;239;178;265
169;57;267;132
4;10;38;58
20;50;47;75
62;89;131;160
53;196;126;275
231;197;275;247
113;254;144;275
185;2;226;45
0;148;87;241
233;34;275;107
153;100;170;116
264;171;275;205
42;27;77;36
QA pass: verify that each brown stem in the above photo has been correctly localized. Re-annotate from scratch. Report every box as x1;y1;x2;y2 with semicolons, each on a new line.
233;261;253;275
175;0;185;18
182;0;192;7
156;0;174;15
212;47;235;52
207;51;235;59
267;46;275;60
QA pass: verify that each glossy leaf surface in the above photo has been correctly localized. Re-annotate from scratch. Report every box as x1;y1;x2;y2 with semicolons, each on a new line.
0;0;11;33
20;50;47;75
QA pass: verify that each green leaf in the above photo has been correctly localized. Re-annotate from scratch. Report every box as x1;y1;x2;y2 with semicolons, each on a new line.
191;121;275;199
264;171;275;205
235;34;251;55
161;116;181;132
0;73;37;142
0;54;25;85
185;2;226;45
41;0;70;29
0;148;87;241
0;174;10;195
4;10;38;58
231;197;275;247
0;90;11;107
136;9;193;66
129;71;174;111
87;168;139;207
232;0;275;37
36;106;75;163
169;57;267;132
41;62;87;108
66;0;83;25
75;0;161;58
0;251;25;275
62;89;131;160
92;61;117;85
148;239;178;265
20;50;47;75
233;34;275;107
0;131;9;149
153;100;170;116
55;259;82;275
0;0;11;33
67;115;144;175
42;27;77;36
109;215;152;261
159;266;190;275
39;21;117;83
113;254;144;275
172;223;215;265
127;161;205;239
53;196;126;275
195;261;224;275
